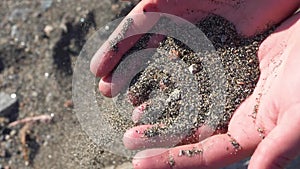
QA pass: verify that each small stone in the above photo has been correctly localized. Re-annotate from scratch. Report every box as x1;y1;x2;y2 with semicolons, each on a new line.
168;155;175;167
10;93;16;99
8;74;17;80
76;6;81;11
178;150;185;157
104;25;110;31
45;93;53;102
20;41;25;47
169;89;181;101
169;49;180;60
43;141;48;146
43;25;54;37
236;80;245;85
188;64;201;74
0;92;18;120
5;135;10;141
220;35;227;43
9;130;16;137
64;100;73;108
186;150;192;157
44;72;49;77
10;25;19;38
32;91;38;97
111;4;120;13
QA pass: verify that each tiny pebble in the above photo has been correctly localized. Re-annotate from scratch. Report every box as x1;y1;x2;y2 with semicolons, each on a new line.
5;135;10;141
10;93;16;99
221;35;227;43
9;130;16;136
32;91;38;97
64;100;73;108
44;72;49;77
188;64;200;74
44;25;54;36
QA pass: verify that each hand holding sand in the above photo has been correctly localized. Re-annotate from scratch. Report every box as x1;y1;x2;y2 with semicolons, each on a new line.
89;0;300;168
129;13;300;169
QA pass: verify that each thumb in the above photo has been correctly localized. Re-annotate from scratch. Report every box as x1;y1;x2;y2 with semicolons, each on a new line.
249;104;300;169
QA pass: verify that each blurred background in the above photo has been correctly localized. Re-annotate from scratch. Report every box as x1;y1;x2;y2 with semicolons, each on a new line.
0;0;138;168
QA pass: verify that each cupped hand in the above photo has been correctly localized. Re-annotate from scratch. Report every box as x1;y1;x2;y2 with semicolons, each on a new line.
90;0;299;97
89;0;300;168
124;13;300;169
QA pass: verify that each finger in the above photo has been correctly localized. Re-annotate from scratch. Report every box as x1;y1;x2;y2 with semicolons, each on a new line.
97;51;150;98
130;103;225;146
90;1;161;77
98;34;165;97
249;104;300;169
123;124;221;150
123;124;180;150
133;133;257;169
98;74;118;98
